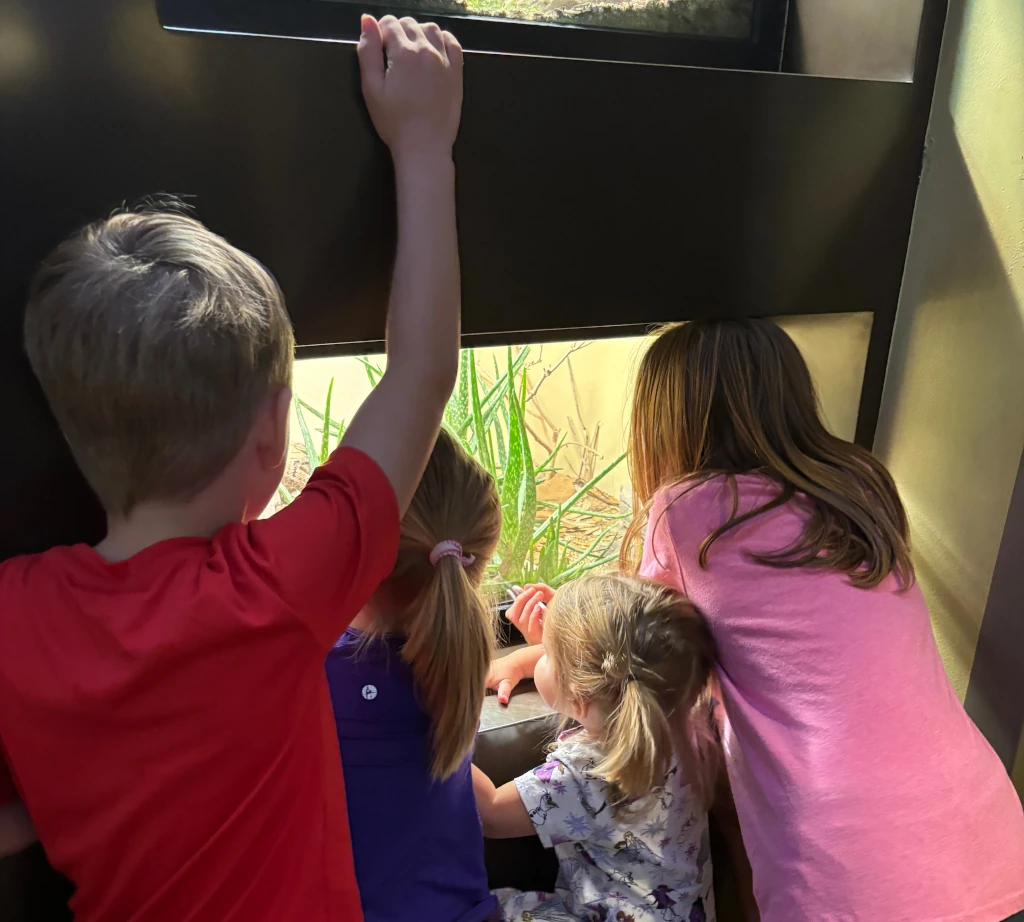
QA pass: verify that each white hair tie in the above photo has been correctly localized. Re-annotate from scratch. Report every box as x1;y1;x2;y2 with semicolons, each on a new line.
429;540;476;568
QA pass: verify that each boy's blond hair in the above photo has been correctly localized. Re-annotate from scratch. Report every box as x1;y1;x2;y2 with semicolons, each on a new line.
23;210;295;517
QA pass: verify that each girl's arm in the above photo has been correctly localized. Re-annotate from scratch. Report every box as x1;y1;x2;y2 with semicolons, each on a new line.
471;765;535;838
486;645;545;704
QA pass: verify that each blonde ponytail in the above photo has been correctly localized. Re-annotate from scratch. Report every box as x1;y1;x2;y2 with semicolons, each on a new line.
598;680;675;802
370;429;502;780
543;574;719;810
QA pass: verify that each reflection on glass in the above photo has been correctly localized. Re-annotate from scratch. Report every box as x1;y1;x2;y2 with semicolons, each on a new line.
326;0;753;38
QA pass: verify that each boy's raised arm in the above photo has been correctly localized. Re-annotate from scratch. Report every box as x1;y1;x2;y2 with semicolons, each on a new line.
235;17;462;643
341;15;464;514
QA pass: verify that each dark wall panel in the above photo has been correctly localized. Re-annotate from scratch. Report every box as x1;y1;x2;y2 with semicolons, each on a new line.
2;0;939;351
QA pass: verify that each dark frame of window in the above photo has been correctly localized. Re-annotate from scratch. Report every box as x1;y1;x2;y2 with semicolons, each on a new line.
158;0;789;71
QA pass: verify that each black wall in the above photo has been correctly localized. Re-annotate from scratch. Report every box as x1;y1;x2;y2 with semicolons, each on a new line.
0;0;945;914
0;0;945;561
3;0;945;378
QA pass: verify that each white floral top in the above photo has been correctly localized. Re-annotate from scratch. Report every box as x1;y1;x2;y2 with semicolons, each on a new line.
496;730;714;922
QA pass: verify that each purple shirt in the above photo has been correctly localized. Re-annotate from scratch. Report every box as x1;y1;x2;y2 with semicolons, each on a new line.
326;629;497;922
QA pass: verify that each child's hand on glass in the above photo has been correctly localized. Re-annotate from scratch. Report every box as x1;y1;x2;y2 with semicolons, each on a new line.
505;584;554;646
486;645;544;705
486;656;526;706
357;14;464;168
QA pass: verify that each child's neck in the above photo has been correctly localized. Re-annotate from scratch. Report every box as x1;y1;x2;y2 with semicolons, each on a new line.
563;698;606;737
349;610;375;631
578;709;605;736
96;479;249;563
349;594;408;633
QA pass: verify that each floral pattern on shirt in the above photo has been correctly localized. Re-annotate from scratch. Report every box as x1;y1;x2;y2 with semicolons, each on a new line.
495;731;714;922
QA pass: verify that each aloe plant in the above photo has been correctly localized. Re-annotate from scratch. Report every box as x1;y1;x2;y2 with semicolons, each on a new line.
497;347;536;580
447;347;626;590
280;350;626;588
276;378;346;506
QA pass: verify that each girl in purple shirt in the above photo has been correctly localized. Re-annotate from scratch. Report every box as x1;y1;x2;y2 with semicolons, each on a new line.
326;428;501;922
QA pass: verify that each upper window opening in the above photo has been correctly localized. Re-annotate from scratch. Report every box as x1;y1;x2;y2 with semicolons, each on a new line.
267;317;870;589
159;0;790;70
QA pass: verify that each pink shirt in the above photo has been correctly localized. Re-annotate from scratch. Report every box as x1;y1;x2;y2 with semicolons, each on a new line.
641;475;1024;922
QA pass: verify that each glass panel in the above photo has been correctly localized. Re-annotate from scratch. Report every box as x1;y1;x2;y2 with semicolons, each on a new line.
160;0;789;69
324;0;754;39
271;316;871;587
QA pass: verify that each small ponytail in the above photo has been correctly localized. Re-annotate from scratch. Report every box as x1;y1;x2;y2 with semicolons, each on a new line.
544;574;719;810
371;429;502;780
598;680;675;803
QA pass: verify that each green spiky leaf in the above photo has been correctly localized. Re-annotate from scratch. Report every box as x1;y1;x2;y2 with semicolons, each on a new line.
320;379;334;464
507;358;537;575
358;357;383;388
533;452;626;544
469;352;494;477
499;349;525;554
294;399;320;471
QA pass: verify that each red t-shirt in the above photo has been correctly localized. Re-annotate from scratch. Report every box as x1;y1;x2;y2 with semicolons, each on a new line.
0;447;399;922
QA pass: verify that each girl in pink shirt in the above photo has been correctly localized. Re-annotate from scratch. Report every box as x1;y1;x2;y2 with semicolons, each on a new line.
622;319;1024;922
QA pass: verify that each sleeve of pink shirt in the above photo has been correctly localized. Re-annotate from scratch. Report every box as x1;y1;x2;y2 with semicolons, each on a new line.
638;488;687;592
638;479;741;595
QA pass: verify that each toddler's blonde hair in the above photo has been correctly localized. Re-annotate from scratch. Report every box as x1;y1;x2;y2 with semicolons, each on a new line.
23;208;294;516
544;573;719;810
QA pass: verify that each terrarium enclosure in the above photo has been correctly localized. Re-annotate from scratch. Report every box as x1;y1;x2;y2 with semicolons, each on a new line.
271;314;871;592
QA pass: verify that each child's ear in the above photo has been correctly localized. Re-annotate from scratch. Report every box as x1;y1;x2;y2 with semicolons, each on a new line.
257;386;291;470
275;386;291;460
569;695;590;723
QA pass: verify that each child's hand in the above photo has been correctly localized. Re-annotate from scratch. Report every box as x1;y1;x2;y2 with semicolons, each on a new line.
486;644;546;705
357;15;464;168
486;657;526;706
506;584;554;646
341;15;461;516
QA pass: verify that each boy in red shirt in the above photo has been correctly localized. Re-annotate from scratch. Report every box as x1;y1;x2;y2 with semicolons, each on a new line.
0;15;462;922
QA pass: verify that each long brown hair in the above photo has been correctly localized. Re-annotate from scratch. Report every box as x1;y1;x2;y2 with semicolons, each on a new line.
543;574;719;811
371;428;501;779
622;320;912;589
